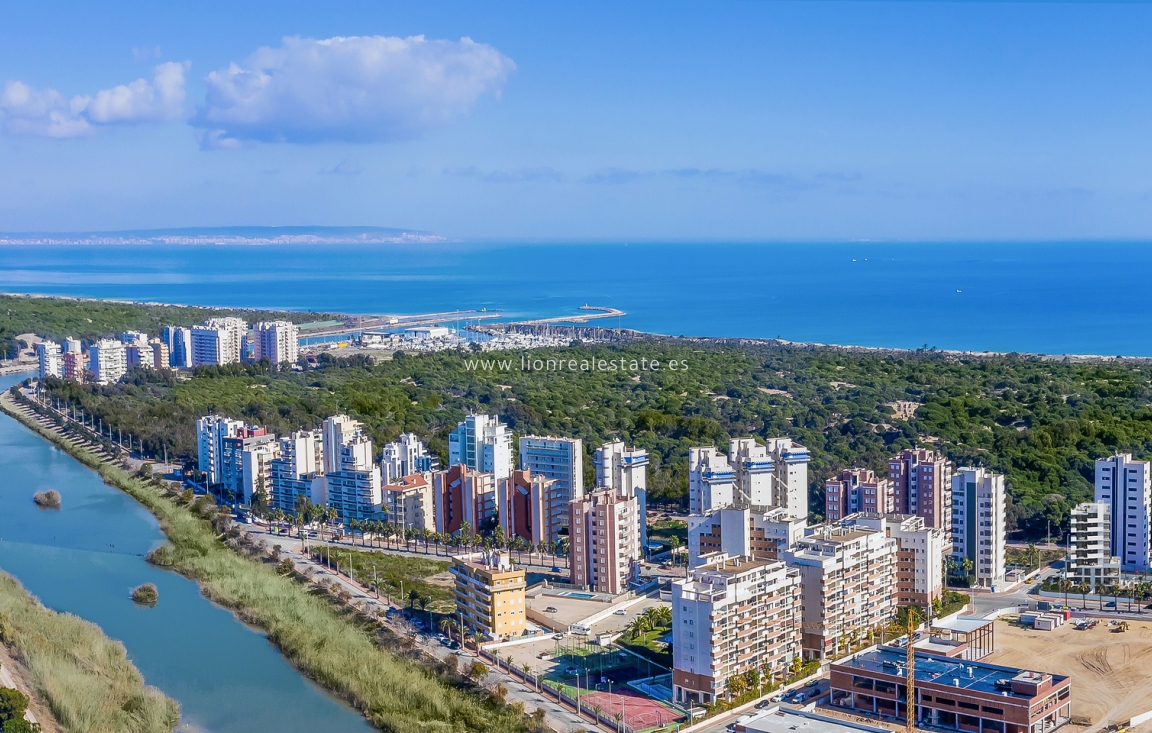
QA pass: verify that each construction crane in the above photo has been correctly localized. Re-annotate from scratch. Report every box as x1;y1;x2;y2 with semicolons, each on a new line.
906;608;919;733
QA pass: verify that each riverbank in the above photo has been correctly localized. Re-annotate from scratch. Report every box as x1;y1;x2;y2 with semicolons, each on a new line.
0;569;177;733
0;390;530;733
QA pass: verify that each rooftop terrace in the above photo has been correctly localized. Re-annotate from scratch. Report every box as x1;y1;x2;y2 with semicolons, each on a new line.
836;647;1067;699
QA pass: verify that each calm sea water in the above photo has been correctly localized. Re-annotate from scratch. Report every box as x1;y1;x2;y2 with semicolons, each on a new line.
0;241;1149;355
0;375;375;733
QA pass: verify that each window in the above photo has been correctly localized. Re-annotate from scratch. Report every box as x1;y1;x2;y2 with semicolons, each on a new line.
981;706;1004;715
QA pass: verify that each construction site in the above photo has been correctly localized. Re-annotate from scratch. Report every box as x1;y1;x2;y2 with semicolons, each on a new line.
986;617;1152;733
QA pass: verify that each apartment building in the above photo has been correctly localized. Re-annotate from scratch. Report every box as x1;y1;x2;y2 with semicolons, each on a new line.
36;341;62;381
88;338;127;384
147;339;169;370
689;447;736;514
191;317;246;367
784;524;898;658
831;648;1072;733
951;467;1007;587
1095;453;1152;573
448;414;512;480
826;469;893;522
382;473;434;531
690;438;811;519
451;551;526;641
322;415;381;522
852;513;945;607
519;436;583;541
569;487;640;594
219;428;275;503
269;429;325;513
688;506;808;567
497;469;557;546
671;555;801;706
889;448;953;539
433;464;497;535
380;433;437;485
253;320;299;366
62;351;84;382
162;326;193;368
1068;502;1122;588
594;440;650;547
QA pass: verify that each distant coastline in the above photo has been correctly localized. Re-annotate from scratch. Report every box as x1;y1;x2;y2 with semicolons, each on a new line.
0;225;444;246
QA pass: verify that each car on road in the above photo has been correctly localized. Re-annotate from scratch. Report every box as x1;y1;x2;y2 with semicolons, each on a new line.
792;693;807;704
449;640;460;649
614;609;627;615
805;679;819;687
553;633;564;640
756;700;772;709
551;566;561;573
770;693;783;703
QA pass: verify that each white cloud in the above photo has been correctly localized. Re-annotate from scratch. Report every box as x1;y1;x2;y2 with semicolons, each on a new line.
86;62;189;124
194;35;515;147
0;62;188;138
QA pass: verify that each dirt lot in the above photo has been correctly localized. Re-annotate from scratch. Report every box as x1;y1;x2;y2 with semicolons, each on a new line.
987;618;1152;732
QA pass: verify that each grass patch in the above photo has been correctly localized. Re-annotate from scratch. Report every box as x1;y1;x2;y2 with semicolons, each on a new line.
2;394;529;733
617;629;672;669
310;547;454;613
0;570;178;733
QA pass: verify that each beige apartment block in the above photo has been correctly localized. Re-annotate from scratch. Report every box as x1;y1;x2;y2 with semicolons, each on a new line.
451;551;526;641
569;487;640;594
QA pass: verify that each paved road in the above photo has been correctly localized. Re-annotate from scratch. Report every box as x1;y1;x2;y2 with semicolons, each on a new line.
255;530;600;732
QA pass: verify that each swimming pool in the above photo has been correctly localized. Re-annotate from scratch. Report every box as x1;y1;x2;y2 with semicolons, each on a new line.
560;591;596;599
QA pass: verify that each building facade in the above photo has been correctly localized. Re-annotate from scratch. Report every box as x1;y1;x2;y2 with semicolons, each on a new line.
784;524;898;658
382;473;434;531
831;648;1072;733
689;506;809;567
88;338;127;384
853;513;946;607
825;469;894;522
1068;502;1122;588
191;317;246;367
497;469;557;546
671;556;801;706
593;440;649;548
433;464;497;535
451;551;526;641
321;415;380;522
380;433;437;485
448;414;512;480
569;487;640;594
689;447;736;514
36;341;62;381
253;320;299;366
1095;453;1152;573
269;429;325;513
951;467;1007;587
889;448;953;540
219;428;274;503
519;436;583;541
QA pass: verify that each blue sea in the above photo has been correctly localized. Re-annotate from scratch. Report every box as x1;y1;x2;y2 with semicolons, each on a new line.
0;241;1149;356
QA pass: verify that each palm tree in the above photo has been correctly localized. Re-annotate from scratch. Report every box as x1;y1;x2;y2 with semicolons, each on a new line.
961;557;974;585
407;588;420;609
1058;577;1073;608
1076;582;1090;609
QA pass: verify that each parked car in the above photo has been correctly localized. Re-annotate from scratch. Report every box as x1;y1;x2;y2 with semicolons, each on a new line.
614;609;627;615
793;693;807;704
805;679;819;687
545;606;559;614
551;566;561;573
770;694;784;703
553;633;564;640
756;700;772;709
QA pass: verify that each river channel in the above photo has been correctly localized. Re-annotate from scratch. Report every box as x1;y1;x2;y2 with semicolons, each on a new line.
0;374;375;733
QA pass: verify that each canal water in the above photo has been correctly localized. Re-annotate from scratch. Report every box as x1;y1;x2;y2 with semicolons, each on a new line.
0;375;375;733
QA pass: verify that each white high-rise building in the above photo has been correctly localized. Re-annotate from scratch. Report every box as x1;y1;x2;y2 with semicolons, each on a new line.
164;326;193;368
672;556;800;706
765;437;810;520
951;467;1007;587
62;337;82;354
196;415;246;486
36;341;62;381
688;447;735;514
381;433;437;485
519;436;583;541
729;438;775;507
241;439;281;506
191;317;246;366
1068;502;1122;588
252;320;299;367
322;415;381;522
853;513;946;607
88;339;127;385
270;429;325;513
448;414;512;480
594;440;649;549
120;331;148;346
1095;454;1152;573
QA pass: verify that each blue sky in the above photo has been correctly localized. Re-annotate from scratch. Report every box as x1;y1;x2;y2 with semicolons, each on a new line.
2;0;1151;241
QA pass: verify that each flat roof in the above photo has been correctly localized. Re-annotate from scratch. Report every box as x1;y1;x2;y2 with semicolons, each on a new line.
932;616;994;633
835;647;1067;699
738;706;889;733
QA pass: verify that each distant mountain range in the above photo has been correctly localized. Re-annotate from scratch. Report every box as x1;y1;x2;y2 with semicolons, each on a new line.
0;226;444;245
